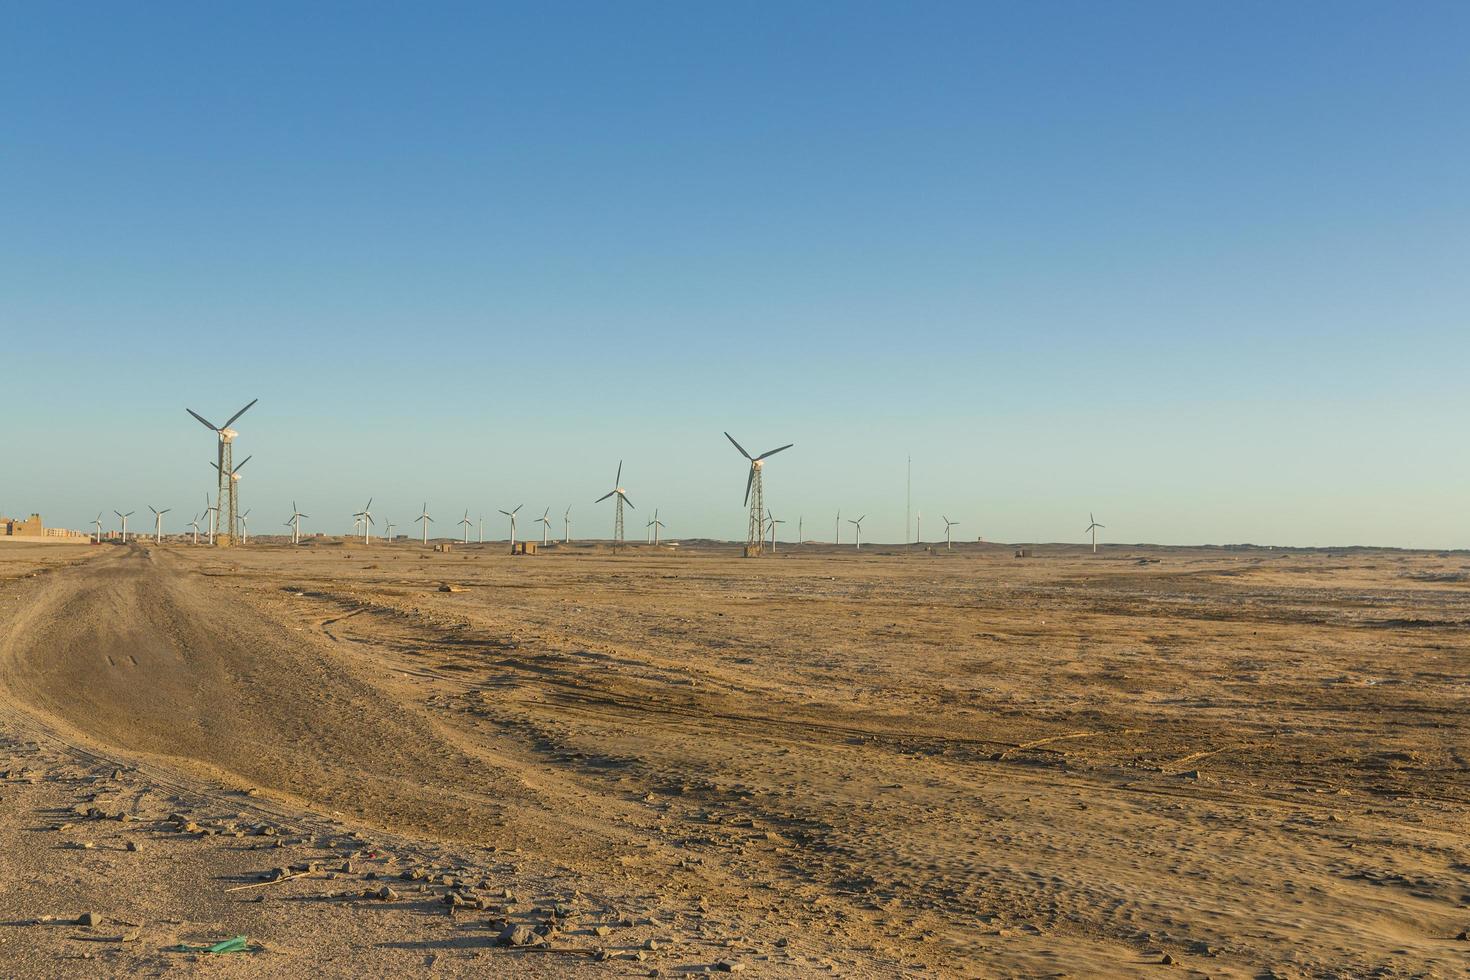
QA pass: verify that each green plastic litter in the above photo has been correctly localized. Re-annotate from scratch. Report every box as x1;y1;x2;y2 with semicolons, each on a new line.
166;935;251;954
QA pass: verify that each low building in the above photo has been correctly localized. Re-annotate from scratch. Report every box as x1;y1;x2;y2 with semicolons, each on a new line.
1;513;90;540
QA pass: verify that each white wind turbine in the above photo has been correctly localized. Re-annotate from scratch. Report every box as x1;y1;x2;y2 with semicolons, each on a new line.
354;498;374;544
91;513;103;543
835;509;841;546
847;514;865;550
204;493;219;546
114;509;134;543
415;503;433;544
1085;513;1105;554
499;505;523;548
286;501;308;544
536;508;552;545
237;508;251;544
646;509;665;546
767;509;784;552
147;505;171;543
384;521;394;542
942;515;959;550
478;515;484;545
187;513;201;544
458;510;472;544
915;510;922;545
563;506;572;544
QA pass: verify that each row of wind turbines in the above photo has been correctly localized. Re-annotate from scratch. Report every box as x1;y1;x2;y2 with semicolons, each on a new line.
93;401;1107;553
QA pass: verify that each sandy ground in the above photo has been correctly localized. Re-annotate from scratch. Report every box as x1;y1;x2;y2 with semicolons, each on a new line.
0;538;1467;978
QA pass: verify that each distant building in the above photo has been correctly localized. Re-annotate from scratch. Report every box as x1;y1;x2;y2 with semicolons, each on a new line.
1;513;89;540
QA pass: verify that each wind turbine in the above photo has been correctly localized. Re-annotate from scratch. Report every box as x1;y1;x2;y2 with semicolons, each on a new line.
847;515;865;550
767;509;785;552
835;509;841;546
1085;513;1105;554
187;513;202;544
499;505;523;548
478;515;484;545
354;498;374;544
186;398;257;547
204;493;219;546
91;513;103;543
236;508;251;544
595;461;634;550
415;503;433;544
563;506;572;544
384;521;394;542
725;432;793;557
797;515;803;546
114;509;134;543
458;510;472;544
536;508;551;545
147;506;171;543
646;509;665;546
210;456;252;542
351;514;363;540
286;502;308;544
915;510;922;545
942;515;959;550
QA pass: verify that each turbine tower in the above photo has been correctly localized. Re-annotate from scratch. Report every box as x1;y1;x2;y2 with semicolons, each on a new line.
942;515;959;550
114;509;134;543
915;510;922;545
563;506;572;544
384;521;394;542
536;508;552;545
210;456;252;543
148;505;171;543
595;461;634;551
353;498;374;544
647;509;665;546
499;505;523;548
186;398;257;547
847;514;865;550
1085;513;1105;554
725;432;792;557
237;508;251;544
458;510;472;544
415;503;433;544
91;513;103;543
835;509;841;546
188;513;202;544
767;509;784;552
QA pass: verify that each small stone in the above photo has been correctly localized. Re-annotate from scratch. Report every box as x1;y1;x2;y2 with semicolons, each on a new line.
644;938;661;951
715;961;746;973
126;840;142;852
1161;953;1175;965
77;912;101;927
497;923;542;947
594;925;611;937
375;886;399;901
1457;929;1469;941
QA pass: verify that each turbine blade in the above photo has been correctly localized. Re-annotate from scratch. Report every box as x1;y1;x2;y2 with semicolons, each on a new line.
223;398;259;429
756;443;793;461
744;466;754;505
615;460;622;486
724;431;752;460
620;491;634;509
234;455;252;472
186;408;218;430
596;490;616;503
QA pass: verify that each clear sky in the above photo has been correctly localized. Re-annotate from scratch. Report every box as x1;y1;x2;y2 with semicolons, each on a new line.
2;2;1466;547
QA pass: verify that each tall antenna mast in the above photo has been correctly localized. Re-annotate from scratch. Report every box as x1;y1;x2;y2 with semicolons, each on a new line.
906;454;911;545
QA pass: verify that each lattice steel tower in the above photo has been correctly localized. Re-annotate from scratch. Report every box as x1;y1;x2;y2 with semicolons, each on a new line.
187;399;257;548
725;432;792;557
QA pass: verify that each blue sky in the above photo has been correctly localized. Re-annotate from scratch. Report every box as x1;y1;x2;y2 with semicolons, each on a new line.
2;2;1466;546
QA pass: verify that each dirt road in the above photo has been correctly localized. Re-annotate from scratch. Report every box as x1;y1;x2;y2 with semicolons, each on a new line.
1;540;1467;976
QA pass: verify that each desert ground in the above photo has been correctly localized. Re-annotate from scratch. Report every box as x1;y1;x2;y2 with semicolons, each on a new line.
0;537;1466;978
